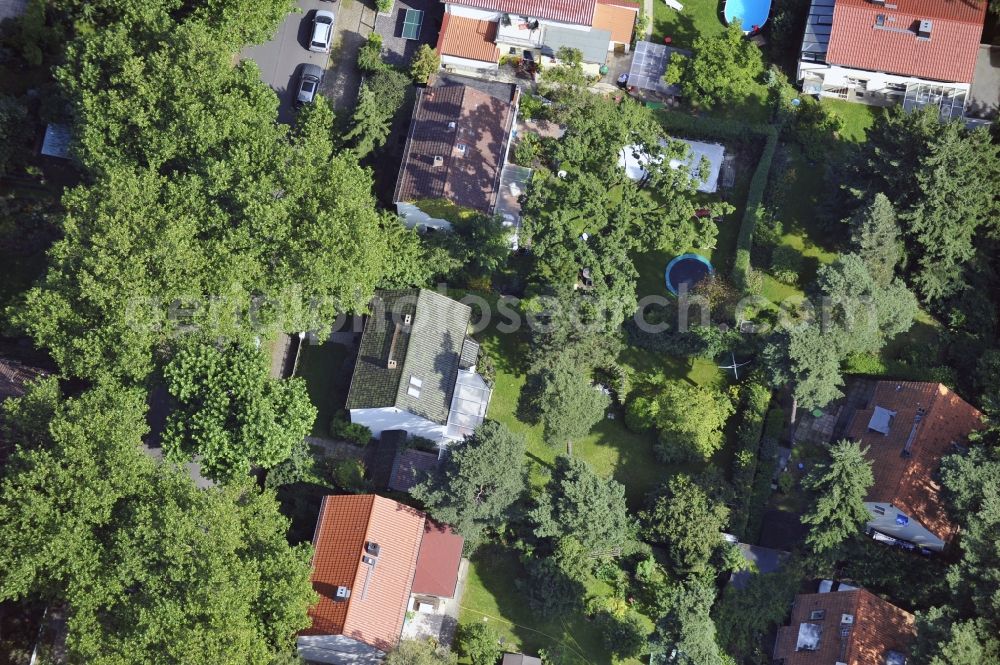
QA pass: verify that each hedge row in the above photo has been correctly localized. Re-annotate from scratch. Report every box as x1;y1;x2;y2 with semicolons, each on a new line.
655;109;773;143
746;435;780;542
728;382;773;540
732;129;780;291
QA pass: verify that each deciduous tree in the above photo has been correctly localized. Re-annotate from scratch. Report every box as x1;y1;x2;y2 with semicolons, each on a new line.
642;473;729;574
664;20;764;109
531;455;633;553
162;340;316;482
0;381;315;665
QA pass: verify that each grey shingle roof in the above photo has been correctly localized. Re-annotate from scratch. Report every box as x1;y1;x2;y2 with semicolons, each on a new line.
346;289;472;425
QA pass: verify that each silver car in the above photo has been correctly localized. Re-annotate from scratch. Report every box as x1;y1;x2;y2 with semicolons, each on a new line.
309;10;335;53
295;64;323;108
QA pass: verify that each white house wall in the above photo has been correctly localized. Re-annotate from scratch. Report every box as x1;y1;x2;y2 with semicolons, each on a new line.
798;61;971;94
446;4;501;20
441;53;500;72
865;502;946;552
350;407;449;441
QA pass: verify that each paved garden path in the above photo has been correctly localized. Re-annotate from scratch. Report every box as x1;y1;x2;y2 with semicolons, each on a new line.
322;0;378;115
644;0;654;39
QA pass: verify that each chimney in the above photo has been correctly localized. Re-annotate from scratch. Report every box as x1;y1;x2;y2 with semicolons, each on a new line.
433;155;444;167
917;19;932;39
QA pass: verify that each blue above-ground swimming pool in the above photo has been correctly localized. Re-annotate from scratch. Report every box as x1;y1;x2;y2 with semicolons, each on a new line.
665;253;714;295
723;0;772;32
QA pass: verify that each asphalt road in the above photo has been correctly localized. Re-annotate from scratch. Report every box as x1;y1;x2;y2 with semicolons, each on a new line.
241;0;337;124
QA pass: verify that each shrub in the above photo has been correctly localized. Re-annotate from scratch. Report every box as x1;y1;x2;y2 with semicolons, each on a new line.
357;32;386;73
513;132;541;166
732;129;779;291
409;44;440;84
770;244;803;285
455;622;502;665
595;610;647;659
330;458;366;492
764;407;786;439
728;382;771;539
265;438;317;487
777;472;794;493
625;394;659;432
375;0;393;13
329;417;372;445
518;94;550;121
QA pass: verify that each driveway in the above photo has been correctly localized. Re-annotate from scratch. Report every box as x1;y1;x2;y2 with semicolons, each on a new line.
241;0;337;124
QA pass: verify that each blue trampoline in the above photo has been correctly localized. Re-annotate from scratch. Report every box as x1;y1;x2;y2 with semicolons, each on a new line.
723;0;772;32
665;253;714;295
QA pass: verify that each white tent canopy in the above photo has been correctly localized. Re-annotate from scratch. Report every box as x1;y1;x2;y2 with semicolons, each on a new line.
618;138;725;193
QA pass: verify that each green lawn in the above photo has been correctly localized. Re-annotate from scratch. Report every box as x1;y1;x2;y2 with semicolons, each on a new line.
820;98;883;143
459;546;648;665
651;0;726;48
295;341;352;437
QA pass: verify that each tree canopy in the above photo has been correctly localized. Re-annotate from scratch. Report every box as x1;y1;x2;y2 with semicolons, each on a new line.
851;108;1000;302
162;340;316;482
801;440;874;552
642;473;730;574
13;12;394;383
411;420;527;546
530;455;634;554
663;20;764;109
0;380;315;664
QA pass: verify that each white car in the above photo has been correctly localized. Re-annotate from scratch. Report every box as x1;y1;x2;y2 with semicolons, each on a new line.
309;10;335;53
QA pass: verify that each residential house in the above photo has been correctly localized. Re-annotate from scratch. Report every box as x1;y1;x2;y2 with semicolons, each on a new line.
393;74;519;231
435;0;639;75
297;495;465;664
774;586;915;665
845;381;983;551
345;289;492;443
798;0;987;120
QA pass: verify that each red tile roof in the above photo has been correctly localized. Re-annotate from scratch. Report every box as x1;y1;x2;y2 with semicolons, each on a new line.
592;2;637;45
393;77;518;214
411;520;465;598
774;588;916;665
302;495;426;652
437;14;500;63
826;0;986;83
445;0;597;26
846;381;983;543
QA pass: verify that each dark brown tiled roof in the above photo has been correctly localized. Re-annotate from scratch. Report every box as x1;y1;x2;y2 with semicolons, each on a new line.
826;0;986;83
846;381;983;543
774;588;915;665
393;76;517;214
302;495;426;651
388;447;440;492
0;357;46;401
445;0;597;25
436;13;500;63
411;520;464;598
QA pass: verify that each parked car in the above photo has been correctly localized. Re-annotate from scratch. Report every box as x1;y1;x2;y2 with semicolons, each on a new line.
295;64;323;108
309;10;335;53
